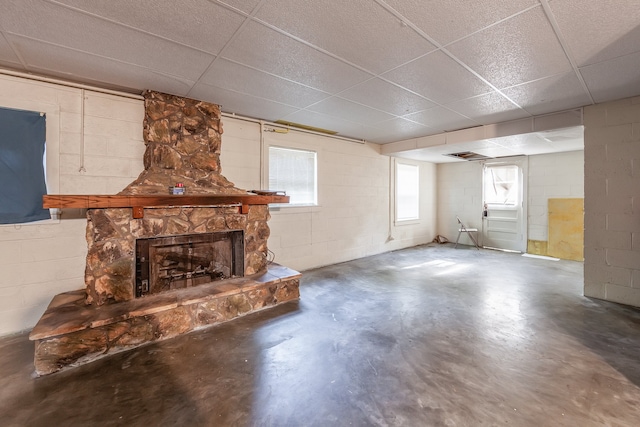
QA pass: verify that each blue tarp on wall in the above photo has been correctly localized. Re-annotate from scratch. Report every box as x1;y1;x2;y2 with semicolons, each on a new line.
0;106;50;224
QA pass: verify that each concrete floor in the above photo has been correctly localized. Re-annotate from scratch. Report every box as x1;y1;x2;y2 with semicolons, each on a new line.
1;244;640;426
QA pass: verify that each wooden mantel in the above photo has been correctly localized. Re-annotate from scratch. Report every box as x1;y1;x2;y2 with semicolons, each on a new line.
43;194;289;218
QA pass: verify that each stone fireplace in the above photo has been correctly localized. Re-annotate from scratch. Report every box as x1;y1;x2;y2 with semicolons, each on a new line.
29;91;300;375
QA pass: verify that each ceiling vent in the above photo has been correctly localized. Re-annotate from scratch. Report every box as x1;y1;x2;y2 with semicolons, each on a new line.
444;151;492;161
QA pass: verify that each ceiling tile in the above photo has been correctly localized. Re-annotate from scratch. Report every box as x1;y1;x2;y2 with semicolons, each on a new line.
473;145;524;157
223;20;371;93
383;0;539;45
214;0;262;15
447;139;499;152
580;52;640;103
393;146;465;163
549;0;640;67
255;0;436;74
445;92;530;124
488;133;543;149
363;118;432;144
488;131;584;155
0;0;214;81
306;97;396;126
0;0;633;149
192;82;299;121
0;59;24;71
0;35;21;66
54;0;246;55
382;50;493;104
338;78;436;116
447;6;572;89
501;72;592;115
200;59;330;108
534;127;584;152
8;35;194;95
279;109;368;138
388;125;584;162
403;106;478;132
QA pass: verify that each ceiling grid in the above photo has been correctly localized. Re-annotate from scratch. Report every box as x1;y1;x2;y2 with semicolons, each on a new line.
0;0;637;159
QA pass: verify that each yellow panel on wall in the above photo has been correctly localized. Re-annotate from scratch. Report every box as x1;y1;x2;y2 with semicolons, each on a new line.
527;240;548;256
548;198;584;261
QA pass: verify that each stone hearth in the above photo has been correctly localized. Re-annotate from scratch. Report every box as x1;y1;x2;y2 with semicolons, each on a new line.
29;91;300;375
31;264;299;376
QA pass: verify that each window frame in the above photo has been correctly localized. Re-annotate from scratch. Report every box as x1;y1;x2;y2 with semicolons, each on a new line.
267;145;318;208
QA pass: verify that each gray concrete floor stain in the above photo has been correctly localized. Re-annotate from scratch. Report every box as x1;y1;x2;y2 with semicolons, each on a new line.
1;244;639;426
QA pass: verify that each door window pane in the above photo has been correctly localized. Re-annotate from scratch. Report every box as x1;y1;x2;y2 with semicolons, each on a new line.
484;165;519;206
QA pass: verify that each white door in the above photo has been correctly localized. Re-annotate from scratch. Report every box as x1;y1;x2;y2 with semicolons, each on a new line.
481;160;527;252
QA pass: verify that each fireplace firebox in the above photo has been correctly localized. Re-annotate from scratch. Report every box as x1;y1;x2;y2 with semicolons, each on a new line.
135;231;244;297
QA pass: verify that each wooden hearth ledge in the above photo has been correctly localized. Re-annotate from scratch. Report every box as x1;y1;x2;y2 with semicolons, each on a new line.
43;193;289;217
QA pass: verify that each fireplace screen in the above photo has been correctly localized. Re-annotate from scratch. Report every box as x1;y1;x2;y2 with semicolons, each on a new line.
135;231;244;297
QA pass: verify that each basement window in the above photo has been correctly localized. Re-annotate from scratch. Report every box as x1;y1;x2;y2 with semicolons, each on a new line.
396;162;419;222
268;146;317;206
0;106;50;224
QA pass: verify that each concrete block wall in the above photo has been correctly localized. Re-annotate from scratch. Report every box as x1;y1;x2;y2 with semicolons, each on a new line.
0;74;436;335
222;120;437;271
528;150;584;242
390;158;437;252
60;91;145;194
584;96;640;307
0;74;144;336
436;161;484;245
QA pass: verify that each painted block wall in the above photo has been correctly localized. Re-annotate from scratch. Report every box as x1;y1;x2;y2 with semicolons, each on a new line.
528;151;584;242
436;161;483;246
222;120;437;271
0;74;436;335
0;74;144;336
583;96;640;307
436;150;584;247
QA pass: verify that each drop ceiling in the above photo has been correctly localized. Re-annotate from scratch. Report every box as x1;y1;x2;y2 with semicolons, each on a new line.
1;0;639;161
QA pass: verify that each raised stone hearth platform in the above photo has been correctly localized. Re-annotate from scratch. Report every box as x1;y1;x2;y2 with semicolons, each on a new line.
29;264;300;376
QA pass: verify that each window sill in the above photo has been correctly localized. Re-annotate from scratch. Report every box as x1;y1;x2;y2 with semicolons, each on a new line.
395;218;421;226
269;204;320;214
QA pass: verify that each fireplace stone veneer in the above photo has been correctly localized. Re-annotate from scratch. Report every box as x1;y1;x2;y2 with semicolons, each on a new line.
84;205;269;305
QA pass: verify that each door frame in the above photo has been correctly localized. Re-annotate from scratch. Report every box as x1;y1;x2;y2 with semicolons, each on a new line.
481;157;528;252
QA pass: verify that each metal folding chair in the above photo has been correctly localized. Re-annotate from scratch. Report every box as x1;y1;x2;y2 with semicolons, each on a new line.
455;216;480;249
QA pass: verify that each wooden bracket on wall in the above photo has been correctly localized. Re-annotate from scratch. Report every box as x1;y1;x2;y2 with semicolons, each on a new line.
132;206;144;219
